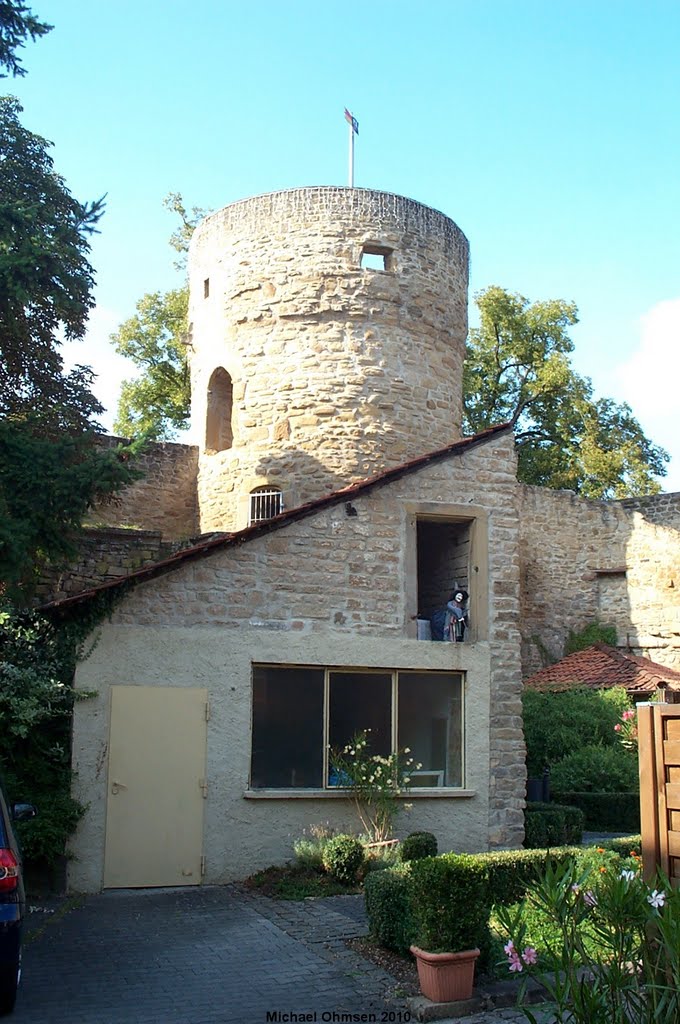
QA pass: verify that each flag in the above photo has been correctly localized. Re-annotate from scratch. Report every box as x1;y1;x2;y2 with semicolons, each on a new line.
344;108;359;135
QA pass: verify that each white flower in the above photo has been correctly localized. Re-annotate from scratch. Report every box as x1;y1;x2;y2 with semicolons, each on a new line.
620;869;636;882
404;747;411;753
648;889;666;909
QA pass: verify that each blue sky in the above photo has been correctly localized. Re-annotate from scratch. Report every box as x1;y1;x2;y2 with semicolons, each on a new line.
9;0;680;490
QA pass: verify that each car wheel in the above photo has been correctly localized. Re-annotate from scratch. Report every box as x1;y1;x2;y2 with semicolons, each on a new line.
0;962;19;1016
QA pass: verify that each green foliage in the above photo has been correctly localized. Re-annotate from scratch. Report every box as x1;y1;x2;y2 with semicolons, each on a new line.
0;97;141;596
112;289;191;440
564;621;618;655
111;193;209;438
524;802;584;849
400;831;438;862
364;864;414;954
0;0;51;78
496;854;680;1023
479;847;580;908
549;744;639;794
553;792;641;832
522;687;630;775
292;822;337;871
409;853;491;954
321;834;365;884
0;421;142;598
329;730;417;843
464;286;668;497
0;96;105;428
0;603;99;866
245;864;356;900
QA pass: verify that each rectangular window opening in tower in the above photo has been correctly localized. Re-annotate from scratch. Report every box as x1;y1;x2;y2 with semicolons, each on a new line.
361;244;393;272
204;278;210;298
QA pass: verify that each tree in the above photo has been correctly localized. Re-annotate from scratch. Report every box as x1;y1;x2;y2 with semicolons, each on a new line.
463;286;668;498
111;193;208;439
0;0;51;78
0;96;139;597
0;96;105;428
112;289;190;439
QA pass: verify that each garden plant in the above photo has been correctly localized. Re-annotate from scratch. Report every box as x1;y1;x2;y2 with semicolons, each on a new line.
496;852;680;1023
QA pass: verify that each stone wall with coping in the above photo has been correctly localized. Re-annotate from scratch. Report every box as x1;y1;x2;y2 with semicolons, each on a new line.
89;436;199;541
188;187;470;531
519;486;680;673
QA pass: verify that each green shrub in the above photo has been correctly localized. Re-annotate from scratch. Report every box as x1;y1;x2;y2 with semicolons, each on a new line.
400;831;438;862
293;823;336;871
524;802;584;849
599;834;641;857
564;621;617;655
409;853;491;955
478;847;580;907
321;834;365;883
550;745;639;794
552;792;641;832
523;687;630;776
364;864;414;954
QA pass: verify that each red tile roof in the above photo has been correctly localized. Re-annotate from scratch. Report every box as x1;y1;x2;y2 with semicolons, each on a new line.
524;643;680;695
43;422;513;614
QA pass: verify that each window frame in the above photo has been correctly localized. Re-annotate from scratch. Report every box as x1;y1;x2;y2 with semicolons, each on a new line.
249;663;465;793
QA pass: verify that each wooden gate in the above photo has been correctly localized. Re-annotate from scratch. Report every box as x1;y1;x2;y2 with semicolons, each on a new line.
638;702;680;887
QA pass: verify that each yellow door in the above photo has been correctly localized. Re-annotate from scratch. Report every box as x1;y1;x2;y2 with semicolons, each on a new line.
104;686;208;888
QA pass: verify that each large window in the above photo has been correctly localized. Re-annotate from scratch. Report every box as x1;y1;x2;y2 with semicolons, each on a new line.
250;666;464;790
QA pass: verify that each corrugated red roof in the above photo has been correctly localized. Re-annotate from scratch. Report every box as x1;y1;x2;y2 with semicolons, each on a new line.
43;422;513;613
524;642;680;694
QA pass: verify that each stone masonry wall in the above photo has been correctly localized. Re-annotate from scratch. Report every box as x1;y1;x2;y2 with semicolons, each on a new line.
107;432;526;850
89;436;199;541
519;486;680;673
36;528;167;603
188;188;470;531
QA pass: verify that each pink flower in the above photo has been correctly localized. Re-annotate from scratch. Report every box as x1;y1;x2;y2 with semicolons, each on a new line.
508;953;523;973
614;723;622;732
503;940;515;955
622;709;635;721
522;947;538;965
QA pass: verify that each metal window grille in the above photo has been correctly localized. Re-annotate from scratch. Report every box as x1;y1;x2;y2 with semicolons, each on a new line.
248;488;283;525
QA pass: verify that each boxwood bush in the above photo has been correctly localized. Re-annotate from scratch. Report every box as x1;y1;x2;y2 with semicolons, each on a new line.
409;853;491;955
364;864;413;954
524;801;584;848
549;744;639;794
552;792;640;832
400;831;438;862
321;834;365;883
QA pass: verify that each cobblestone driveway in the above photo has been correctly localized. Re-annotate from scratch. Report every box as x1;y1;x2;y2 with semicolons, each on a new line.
14;886;546;1024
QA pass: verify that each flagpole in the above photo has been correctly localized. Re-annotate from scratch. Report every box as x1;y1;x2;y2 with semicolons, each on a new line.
348;120;354;187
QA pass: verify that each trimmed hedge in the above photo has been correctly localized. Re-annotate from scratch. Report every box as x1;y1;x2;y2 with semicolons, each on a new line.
364;865;413;954
598;834;641;857
524;801;584;848
410;853;491;956
552;792;640;833
475;846;580;907
364;843;605;963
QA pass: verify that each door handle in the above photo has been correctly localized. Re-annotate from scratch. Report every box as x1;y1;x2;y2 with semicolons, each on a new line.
111;780;128;795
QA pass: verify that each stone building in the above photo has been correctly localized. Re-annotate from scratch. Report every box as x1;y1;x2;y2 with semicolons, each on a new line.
54;187;679;892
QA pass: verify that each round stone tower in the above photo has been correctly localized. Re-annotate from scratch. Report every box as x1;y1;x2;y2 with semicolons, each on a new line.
188;186;469;532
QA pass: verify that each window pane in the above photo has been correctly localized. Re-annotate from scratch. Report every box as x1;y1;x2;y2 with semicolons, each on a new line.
328;672;392;781
398;673;463;787
251;666;324;788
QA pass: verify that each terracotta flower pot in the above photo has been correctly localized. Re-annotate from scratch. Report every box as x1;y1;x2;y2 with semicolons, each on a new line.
410;945;480;1002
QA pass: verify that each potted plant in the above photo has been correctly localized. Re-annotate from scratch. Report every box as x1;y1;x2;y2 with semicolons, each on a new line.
408;853;490;1003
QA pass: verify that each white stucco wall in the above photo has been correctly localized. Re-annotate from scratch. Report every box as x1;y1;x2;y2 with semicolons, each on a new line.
69;625;491;891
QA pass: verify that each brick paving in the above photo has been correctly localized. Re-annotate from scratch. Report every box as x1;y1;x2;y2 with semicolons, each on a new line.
13;886;548;1024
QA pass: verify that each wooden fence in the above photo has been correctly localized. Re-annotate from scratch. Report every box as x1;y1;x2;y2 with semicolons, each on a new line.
638;702;680;886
